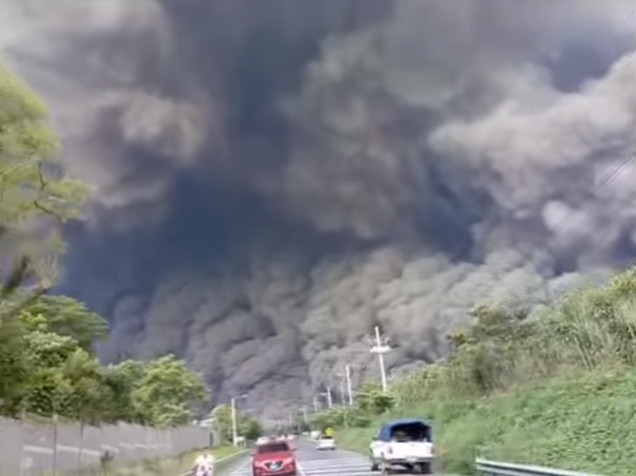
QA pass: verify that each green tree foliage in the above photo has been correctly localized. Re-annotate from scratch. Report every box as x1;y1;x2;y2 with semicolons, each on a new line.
387;267;636;406
21;330;84;417
355;381;395;415
21;295;108;352
100;360;149;424
240;417;264;441
209;404;263;443
210;404;233;442
131;355;209;428
0;297;212;428
0;65;218;431
317;266;636;470
0;315;29;413
309;382;388;433
0;65;88;311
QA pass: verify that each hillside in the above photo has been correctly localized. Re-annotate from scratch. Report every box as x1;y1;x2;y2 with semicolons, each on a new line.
336;367;635;475
315;267;636;475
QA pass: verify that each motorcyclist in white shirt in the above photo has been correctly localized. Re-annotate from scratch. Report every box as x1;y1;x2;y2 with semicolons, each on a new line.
192;448;215;476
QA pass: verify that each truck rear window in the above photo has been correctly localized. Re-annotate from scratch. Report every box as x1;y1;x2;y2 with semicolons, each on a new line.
390;422;431;442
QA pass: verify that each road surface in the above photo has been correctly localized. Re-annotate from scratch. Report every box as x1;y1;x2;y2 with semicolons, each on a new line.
219;437;372;476
217;438;452;476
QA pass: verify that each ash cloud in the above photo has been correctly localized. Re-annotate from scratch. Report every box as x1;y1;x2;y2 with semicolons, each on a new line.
1;0;635;416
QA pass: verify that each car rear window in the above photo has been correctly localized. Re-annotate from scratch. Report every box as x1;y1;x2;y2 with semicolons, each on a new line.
320;436;333;440
257;442;290;453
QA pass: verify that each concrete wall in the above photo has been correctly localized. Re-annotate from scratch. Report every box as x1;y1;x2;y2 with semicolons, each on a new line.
0;416;211;475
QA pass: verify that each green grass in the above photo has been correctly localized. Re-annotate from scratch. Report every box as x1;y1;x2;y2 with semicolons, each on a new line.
131;445;245;476
336;366;635;476
66;445;245;475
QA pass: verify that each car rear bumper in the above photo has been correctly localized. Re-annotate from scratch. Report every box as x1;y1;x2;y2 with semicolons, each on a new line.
386;457;433;464
252;468;296;476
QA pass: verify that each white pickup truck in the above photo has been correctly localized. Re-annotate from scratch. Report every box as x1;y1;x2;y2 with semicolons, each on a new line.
369;418;434;474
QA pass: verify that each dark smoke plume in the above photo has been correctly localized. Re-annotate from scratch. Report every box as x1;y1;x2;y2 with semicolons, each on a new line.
2;0;634;417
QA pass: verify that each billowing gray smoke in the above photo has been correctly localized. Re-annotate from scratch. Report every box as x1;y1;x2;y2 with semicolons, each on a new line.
2;0;635;418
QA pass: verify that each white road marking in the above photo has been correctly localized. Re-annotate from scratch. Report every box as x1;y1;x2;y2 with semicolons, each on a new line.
226;457;251;476
296;457;372;475
225;440;379;476
296;458;307;476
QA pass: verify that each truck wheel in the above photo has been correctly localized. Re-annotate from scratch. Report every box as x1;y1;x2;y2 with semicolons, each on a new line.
417;462;432;474
370;453;379;471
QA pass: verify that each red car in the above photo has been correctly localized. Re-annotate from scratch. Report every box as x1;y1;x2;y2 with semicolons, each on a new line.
251;440;297;476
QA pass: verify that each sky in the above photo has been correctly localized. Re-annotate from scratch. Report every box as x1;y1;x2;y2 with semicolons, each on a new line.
1;0;634;417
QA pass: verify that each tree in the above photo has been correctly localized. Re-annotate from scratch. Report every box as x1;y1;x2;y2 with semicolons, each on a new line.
209;404;262;442
21;330;82;416
210;404;233;443
21;295;108;353
0;64;88;315
99;360;148;424
131;354;209;428
240;417;264;441
356;380;395;415
62;348;104;424
0;315;29;414
0;64;92;418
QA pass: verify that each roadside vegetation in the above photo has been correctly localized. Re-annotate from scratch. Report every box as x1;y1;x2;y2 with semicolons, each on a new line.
0;64;209;428
107;445;244;476
66;444;245;475
209;403;264;443
312;268;636;475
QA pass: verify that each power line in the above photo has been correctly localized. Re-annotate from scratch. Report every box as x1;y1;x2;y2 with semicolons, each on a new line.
466;153;636;316
547;154;635;238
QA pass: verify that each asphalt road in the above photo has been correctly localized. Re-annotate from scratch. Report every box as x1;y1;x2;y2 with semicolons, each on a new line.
219;437;374;476
217;438;452;476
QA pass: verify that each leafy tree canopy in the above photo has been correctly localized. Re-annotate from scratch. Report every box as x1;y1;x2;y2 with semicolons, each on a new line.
0;64;219;432
0;64;88;313
131;354;209;428
21;295;108;352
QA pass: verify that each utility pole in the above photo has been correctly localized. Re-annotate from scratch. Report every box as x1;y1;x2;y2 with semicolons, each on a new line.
313;396;319;413
319;387;333;408
345;364;354;405
339;377;346;405
369;326;391;391
230;394;247;446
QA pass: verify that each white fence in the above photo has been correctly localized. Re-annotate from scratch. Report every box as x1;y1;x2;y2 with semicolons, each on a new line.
0;416;211;475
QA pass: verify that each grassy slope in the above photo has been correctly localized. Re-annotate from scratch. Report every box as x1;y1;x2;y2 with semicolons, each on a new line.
131;446;241;476
75;445;244;475
336;366;635;475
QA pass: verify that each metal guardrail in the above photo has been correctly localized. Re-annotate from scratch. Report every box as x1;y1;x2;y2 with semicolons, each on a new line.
475;458;604;476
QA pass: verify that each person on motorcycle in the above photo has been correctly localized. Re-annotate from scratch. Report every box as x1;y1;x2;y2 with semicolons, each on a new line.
192;448;215;476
